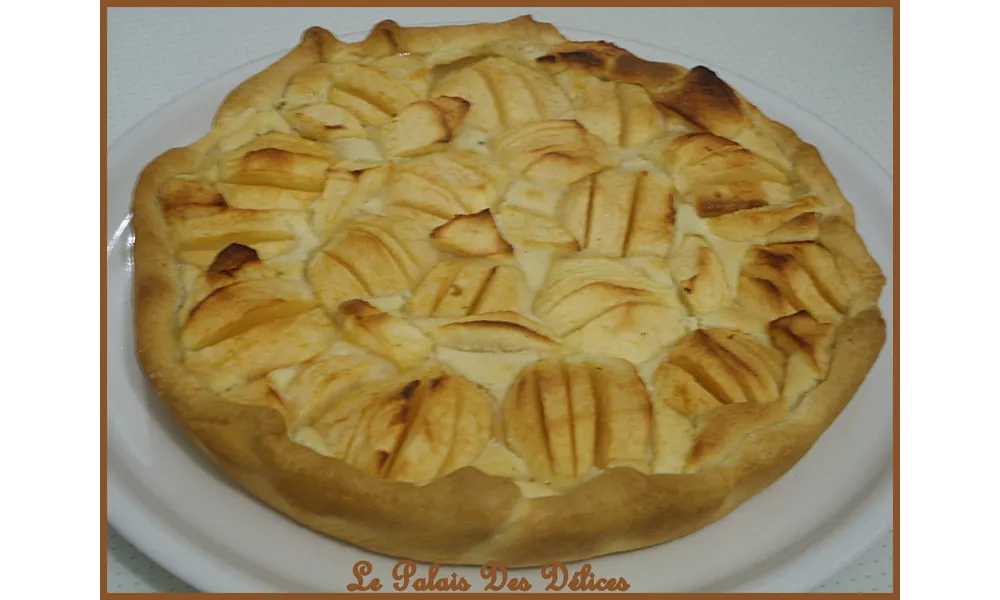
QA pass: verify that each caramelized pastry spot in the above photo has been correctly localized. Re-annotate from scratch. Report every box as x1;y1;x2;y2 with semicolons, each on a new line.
206;244;261;279
553;51;603;67
400;380;420;400
653;66;745;135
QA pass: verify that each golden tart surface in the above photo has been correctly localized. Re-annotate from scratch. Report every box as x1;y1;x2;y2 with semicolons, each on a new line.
131;15;887;566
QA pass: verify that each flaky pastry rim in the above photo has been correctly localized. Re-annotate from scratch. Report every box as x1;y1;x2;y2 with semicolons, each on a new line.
130;15;887;567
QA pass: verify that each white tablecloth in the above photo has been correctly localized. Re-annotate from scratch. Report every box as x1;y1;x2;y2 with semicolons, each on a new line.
106;7;894;593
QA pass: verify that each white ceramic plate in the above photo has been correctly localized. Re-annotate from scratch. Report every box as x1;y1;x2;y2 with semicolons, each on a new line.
106;27;895;593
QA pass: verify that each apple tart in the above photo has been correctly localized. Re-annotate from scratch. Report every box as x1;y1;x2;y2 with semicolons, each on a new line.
131;15;887;566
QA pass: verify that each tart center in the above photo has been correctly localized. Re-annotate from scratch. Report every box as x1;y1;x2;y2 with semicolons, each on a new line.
155;30;882;496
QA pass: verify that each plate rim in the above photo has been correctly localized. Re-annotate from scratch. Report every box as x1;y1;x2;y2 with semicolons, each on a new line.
106;24;894;593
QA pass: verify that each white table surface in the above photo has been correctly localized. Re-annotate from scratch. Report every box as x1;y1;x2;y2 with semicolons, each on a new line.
105;7;894;593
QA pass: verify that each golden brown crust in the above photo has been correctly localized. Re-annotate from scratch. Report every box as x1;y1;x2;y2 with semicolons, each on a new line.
130;15;887;567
